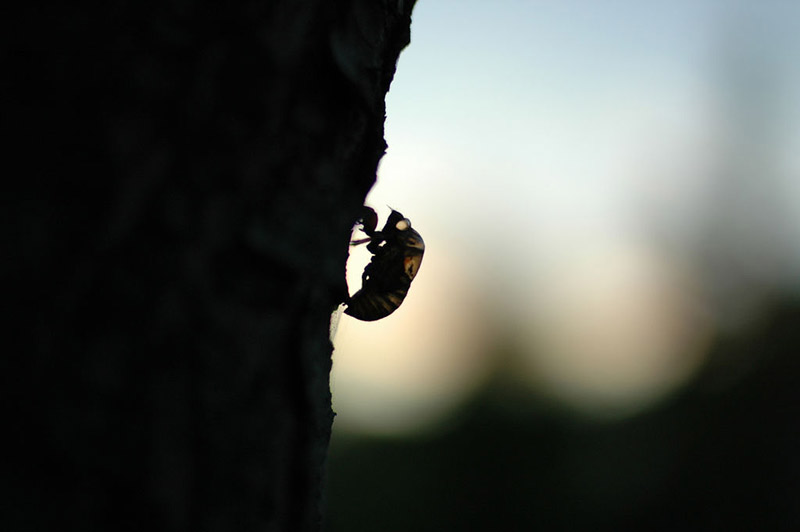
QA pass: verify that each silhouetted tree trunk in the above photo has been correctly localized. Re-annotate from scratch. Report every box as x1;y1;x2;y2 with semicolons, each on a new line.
4;1;415;530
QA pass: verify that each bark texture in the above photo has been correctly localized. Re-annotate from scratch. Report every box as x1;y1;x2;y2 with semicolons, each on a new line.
4;1;415;530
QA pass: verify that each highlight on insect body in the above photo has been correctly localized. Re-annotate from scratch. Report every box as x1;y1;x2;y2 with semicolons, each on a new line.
344;206;425;321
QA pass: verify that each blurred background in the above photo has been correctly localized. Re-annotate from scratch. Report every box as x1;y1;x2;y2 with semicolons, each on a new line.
326;1;800;530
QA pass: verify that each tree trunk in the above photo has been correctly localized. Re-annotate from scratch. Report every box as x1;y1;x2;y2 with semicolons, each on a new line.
4;1;415;530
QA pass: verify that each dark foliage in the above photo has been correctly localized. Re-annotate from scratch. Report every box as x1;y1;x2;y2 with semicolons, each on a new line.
327;300;800;531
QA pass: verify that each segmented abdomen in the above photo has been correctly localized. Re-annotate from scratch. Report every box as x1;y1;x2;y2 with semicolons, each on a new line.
344;286;409;321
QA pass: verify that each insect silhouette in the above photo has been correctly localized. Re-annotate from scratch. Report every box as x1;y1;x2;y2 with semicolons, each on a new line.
344;207;425;321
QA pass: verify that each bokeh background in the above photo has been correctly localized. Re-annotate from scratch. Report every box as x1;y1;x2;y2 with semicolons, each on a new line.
326;1;800;530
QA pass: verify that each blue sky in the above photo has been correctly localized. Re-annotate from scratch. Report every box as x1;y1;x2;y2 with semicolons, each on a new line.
332;0;800;433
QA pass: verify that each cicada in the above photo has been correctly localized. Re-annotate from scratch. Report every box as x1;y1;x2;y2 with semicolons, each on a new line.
344;207;425;321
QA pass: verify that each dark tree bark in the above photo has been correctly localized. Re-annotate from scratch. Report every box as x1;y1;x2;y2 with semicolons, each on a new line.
4;1;415;530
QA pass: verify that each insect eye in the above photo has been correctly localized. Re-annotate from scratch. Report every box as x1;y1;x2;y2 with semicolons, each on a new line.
395;219;411;231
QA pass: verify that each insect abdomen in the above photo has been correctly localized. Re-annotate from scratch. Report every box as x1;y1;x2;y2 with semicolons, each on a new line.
344;286;410;321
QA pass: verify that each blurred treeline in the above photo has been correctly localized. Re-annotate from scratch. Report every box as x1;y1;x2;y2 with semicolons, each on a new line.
325;297;800;531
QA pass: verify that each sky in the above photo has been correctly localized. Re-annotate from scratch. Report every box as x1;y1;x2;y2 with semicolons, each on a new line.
331;0;800;434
